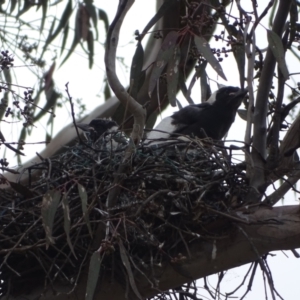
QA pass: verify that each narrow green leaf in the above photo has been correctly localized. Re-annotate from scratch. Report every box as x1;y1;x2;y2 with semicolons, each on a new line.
85;251;103;300
85;2;98;40
200;65;210;102
129;42;144;99
187;61;207;103
41;190;61;247
45;0;72;46
0;69;11;120
176;99;183;109
148;31;179;97
288;1;298;48
39;0;48;34
232;30;245;89
268;0;278;28
140;0;177;40
59;32;80;67
44;17;56;52
62;194;77;258
59;5;83;67
87;30;94;69
17;1;33;17
167;46;180;106
104;81;111;101
10;0;17;13
33;63;60;122
267;30;289;80
60;24;69;55
0;130;5;142
179;72;194;104
78;183;92;237
99;9;109;33
145;110;158;130
34;89;60;122
194;36;227;81
3;142;24;156
119;240;142;299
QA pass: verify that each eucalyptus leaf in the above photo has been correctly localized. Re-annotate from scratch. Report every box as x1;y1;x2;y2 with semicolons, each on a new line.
85;251;102;300
148;31;179;97
167;46;180;106
194;36;227;81
267;30;289;80
41;190;61;247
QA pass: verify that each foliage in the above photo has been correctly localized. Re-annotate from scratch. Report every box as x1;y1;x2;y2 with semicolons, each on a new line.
0;0;109;162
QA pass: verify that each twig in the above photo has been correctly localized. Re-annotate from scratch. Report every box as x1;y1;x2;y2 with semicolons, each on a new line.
248;1;275;39
65;82;82;144
135;189;170;216
263;169;300;205
238;225;277;300
204;206;249;224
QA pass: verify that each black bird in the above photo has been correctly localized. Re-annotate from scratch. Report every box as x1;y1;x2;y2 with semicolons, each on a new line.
76;118;118;142
146;86;247;142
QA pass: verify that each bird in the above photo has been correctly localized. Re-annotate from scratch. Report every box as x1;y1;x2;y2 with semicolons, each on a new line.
76;118;118;142
145;86;248;143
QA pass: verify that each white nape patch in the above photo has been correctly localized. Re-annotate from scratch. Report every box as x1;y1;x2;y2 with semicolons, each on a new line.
212;240;217;260
145;116;176;143
206;90;218;104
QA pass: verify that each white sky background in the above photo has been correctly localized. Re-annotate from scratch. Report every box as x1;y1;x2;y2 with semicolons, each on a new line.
1;1;300;299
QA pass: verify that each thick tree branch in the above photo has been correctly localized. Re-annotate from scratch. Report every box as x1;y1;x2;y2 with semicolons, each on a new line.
138;205;300;298
250;0;292;198
6;205;300;300
269;112;300;180
105;0;146;143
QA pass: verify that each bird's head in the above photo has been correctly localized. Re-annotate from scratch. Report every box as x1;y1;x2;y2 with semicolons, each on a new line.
76;118;118;142
207;86;248;109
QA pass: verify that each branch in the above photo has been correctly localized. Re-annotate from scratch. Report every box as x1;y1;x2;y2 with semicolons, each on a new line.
264;169;300;205
138;205;300;298
105;0;146;144
7;205;300;300
250;0;292;198
275;113;300;176
267;26;290;170
104;1;148;209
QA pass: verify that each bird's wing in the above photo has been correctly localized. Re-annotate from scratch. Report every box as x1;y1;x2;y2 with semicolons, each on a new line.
171;102;211;127
146;103;211;142
146;116;174;140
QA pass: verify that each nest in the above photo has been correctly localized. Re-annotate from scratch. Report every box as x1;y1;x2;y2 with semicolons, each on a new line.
0;132;249;296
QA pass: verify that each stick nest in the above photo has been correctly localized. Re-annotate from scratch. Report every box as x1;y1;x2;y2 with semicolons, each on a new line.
0;133;249;295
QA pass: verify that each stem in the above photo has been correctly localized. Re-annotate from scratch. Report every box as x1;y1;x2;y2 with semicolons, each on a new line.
105;0;146;144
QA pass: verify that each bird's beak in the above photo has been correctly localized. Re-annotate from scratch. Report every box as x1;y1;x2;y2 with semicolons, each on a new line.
230;88;248;99
228;88;248;108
